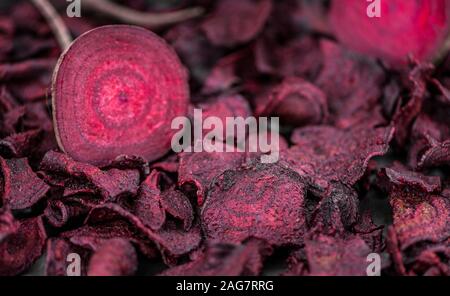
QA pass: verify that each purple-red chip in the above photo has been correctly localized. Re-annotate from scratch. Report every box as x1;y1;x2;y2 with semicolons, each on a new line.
202;161;306;246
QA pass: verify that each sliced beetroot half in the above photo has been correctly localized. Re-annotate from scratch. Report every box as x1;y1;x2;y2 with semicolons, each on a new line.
52;25;189;166
330;0;450;66
201;161;307;246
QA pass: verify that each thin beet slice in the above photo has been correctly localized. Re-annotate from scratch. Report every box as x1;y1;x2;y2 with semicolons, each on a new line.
255;77;328;127
86;203;202;261
0;156;49;210
160;238;272;276
303;234;372;276
52;25;189;166
160;187;194;231
0;129;43;158
132;171;166;231
287;124;394;189
40;151;140;200
330;0;450;66
44;197;91;228
178;144;245;205
378;167;450;250
87;238;137;276
202;161;306;246
201;0;273;47
0;216;46;276
0;209;19;243
46;238;91;276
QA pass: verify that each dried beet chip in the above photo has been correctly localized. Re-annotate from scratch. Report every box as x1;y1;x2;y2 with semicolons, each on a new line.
44;198;91;228
202;161;306;246
0;209;18;243
315;40;385;128
87;238;137;276
302;233;372;276
201;0;272;47
46;238;90;276
102;155;150;178
178;145;245;205
192;94;252;141
380;167;450;250
0;156;49;210
0;216;46;276
40;151;140;200
310;182;360;231
86;203;202;260
62;220;158;260
0;129;43;158
160;238;272;276
160;188;194;231
287;124;394;189
52;25;189;166
330;0;450;66
255;77;328;127
418;140;450;169
132;171;166;231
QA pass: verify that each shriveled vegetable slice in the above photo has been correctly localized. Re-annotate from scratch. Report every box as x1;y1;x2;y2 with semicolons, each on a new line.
52;25;189;166
0;216;46;276
202;161;306;246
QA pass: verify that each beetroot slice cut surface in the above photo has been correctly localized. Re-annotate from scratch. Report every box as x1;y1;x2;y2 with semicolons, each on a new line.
330;0;450;66
52;25;189;166
201;161;307;246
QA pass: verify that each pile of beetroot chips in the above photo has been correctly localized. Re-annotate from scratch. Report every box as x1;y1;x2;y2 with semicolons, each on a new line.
1;0;450;276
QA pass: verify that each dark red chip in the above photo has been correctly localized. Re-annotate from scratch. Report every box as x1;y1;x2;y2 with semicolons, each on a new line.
0;209;18;243
302;234;372;276
0;216;46;275
40;151;140;200
160;187;194;231
178;144;245;205
202;161;306;246
201;0;273;47
0;129;43;158
286;124;394;189
255;77;328;127
45;238;90;276
87;238;137;276
0;156;49;210
161;238;272;276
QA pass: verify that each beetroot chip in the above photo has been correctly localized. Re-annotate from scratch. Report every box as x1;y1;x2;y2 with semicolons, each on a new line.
86;203;202;260
0;156;49;210
201;0;273;47
178;145;245;205
87;238;137;276
160;188;194;231
160;238;272;276
202;161;306;246
62;221;157;260
40;151;140;200
418;140;450;169
132;171;166;231
379;166;450;250
0;216;46;275
287;124;394;189
46;238;90;276
0;209;18;243
302;234;372;276
0;129;43;158
315;40;385;128
44;197;91;228
255;77;328;127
